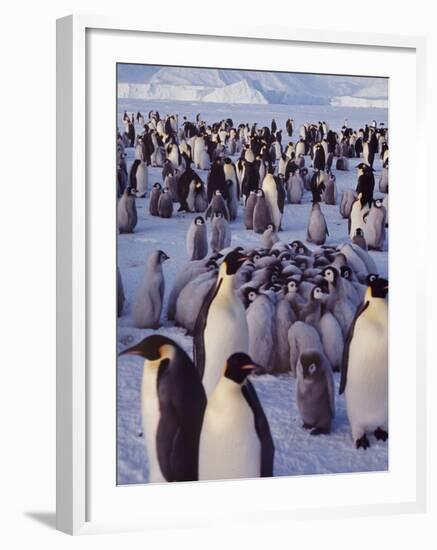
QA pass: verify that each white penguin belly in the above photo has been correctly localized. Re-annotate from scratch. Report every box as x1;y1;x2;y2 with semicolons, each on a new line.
199;380;261;480
345;316;388;433
141;366;165;483
202;297;249;397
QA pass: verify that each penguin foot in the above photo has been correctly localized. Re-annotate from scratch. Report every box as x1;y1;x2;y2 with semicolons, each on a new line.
374;428;388;442
310;427;330;436
302;423;312;430
355;434;370;450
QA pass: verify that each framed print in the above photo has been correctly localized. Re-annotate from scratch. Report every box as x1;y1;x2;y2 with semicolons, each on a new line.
56;15;427;535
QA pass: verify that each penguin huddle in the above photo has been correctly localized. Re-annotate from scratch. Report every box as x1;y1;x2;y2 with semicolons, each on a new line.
117;111;389;482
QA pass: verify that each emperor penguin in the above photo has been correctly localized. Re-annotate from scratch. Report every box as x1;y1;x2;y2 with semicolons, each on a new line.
287;171;304;204
288;320;324;376
340;277;389;449
245;288;276;372
352;227;368;250
210;211;232;252
262;173;283;231
364;199;387;251
297;349;335;435
157;188;173;218
129;159;148;198
339;189;357;219
175;270;217;334
186;216;208;261
132;250;169;329
243;190;257;230
198;352;274;480
349;195;370;239
379;165;389;194
324;173;337;205
273;286;297;373
118;187;138;233
307;202;329;245
193;249;249;397
253;189;273;234
164;173;179;203
261;223;279;249
149;182;162;216
205;190;230;221
120;335;206;482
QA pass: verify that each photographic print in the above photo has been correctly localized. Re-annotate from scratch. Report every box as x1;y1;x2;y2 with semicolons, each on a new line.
116;64;388;485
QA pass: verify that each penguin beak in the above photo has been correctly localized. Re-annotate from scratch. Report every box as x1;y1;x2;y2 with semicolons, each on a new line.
242;363;259;371
119;342;155;359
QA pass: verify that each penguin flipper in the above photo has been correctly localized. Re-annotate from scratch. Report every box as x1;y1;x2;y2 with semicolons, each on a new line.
339;300;369;394
242;380;274;477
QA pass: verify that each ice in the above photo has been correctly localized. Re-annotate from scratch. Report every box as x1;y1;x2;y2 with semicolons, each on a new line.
117;99;389;485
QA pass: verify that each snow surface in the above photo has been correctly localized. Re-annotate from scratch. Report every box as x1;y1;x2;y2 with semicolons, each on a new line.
118;66;388;108
117;100;389;485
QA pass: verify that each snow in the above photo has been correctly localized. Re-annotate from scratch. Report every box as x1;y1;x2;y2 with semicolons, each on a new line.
116;100;389;485
118;66;388;108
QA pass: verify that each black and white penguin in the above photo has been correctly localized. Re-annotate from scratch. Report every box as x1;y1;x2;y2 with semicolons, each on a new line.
133;250;169;329
313;143;326;170
157;188;173;218
356;163;375;207
207;158;227;202
177;164;203;212
193;249;249;397
198;352;274;480
120;335;206;482
340;277;389;449
118;187;138;233
253;189;273;234
241;160;259;201
297;349;335;435
186;216;208;261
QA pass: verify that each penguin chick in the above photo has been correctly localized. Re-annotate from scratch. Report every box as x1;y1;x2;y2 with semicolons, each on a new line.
245;289;276;373
352;227;367;250
118;187;138;233
186;216;208;261
132;250;169;329
210;211;231;253
157;188;173;218
244;190;257;230
307;202;329;245
261;223;279;249
297;349;335;435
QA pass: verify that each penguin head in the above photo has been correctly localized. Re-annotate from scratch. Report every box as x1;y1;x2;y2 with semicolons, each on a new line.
312;284;328;301
322;266;338;284
194;216;205;226
119;334;176;365
224;353;259;385
368;276;388;299
340;266;353;280
266;223;276;232
256;189;264;198
215;190;222;196
374;199;383;208
287;280;299;293
157;250;170;264
223;249;248;276
224;157;232;164
243;287;259;308
213;211;223;219
299;349;323;380
355;228;364;237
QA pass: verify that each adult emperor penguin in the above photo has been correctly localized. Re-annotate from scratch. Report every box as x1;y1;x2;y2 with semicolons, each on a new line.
297;349;335;435
198;352;274;480
340;277;389;449
120;335;206;482
193;249;249;397
133;250;169;329
118;187;138;233
262;172;284;231
186;216;208;261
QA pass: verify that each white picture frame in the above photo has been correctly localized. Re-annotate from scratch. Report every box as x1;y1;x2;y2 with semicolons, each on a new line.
56;14;427;535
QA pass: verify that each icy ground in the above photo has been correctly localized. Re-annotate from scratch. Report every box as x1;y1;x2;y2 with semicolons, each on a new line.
117;100;388;485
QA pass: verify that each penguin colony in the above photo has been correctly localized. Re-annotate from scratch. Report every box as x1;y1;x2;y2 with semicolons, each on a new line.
118;110;389;482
